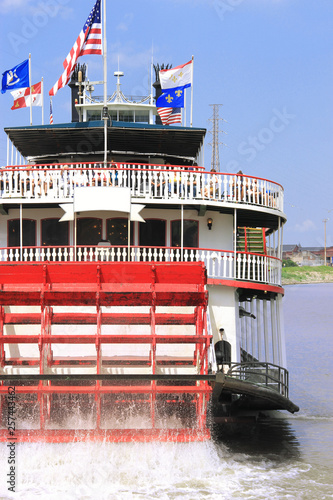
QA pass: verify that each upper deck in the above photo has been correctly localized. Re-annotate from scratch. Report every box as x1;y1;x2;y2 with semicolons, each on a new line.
0;161;284;226
0;161;285;288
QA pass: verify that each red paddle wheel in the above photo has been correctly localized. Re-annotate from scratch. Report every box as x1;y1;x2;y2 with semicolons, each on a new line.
0;262;212;442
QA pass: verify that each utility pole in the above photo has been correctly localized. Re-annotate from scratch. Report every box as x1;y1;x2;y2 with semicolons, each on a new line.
208;104;225;172
323;218;328;265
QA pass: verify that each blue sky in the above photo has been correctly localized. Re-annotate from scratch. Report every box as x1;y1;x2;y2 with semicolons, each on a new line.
0;0;332;247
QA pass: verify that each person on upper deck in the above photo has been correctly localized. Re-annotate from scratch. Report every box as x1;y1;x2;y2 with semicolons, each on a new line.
0;166;10;195
21;165;35;196
245;177;256;202
203;168;218;199
231;170;245;201
187;166;198;198
151;172;166;197
38;167;54;197
91;169;112;187
74;169;88;187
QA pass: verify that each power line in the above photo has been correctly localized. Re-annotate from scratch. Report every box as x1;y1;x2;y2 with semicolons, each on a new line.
208;104;225;172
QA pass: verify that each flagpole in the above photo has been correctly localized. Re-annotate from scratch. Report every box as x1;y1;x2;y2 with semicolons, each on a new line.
41;77;44;125
103;0;108;166
49;98;52;124
150;59;153;124
190;55;194;127
150;59;153;105
29;53;32;126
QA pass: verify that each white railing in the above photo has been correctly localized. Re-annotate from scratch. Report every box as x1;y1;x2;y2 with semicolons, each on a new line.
0;162;284;212
0;246;282;286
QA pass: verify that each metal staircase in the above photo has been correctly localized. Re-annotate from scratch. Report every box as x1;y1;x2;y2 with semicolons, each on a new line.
235;227;267;282
237;227;266;254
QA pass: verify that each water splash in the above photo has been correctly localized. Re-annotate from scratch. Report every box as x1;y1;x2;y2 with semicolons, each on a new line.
0;437;328;500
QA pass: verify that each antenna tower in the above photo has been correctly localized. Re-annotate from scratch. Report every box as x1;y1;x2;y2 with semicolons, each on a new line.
208;104;224;172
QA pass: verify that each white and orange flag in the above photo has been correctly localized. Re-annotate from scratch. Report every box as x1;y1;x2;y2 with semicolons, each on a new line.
11;81;42;110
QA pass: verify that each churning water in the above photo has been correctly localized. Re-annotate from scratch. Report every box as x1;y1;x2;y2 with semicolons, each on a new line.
1;283;332;499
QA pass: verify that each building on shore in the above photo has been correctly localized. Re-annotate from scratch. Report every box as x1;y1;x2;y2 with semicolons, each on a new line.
283;245;333;266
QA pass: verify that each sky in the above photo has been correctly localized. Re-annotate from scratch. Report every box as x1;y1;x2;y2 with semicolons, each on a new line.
0;0;332;247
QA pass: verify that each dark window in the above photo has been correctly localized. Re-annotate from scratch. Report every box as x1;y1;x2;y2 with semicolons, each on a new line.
77;218;102;245
109;111;118;121
8;219;36;247
171;220;198;248
106;218;134;245
119;110;134;122
87;111;102;121
135;112;149;123
41;219;69;246
139;219;166;247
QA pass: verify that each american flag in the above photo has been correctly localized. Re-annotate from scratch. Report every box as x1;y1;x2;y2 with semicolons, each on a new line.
49;0;102;97
50;99;53;124
157;107;182;125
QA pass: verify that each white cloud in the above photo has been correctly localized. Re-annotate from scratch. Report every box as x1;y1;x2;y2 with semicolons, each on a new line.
294;219;316;233
109;42;153;70
0;0;31;12
1;0;72;18
116;13;134;32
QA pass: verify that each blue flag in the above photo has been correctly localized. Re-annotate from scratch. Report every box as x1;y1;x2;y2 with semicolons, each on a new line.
156;86;185;108
1;59;30;94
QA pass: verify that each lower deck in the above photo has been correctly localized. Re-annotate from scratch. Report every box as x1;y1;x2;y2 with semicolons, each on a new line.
0;260;297;442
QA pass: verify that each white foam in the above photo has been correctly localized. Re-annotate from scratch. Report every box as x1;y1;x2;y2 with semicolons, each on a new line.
0;439;329;500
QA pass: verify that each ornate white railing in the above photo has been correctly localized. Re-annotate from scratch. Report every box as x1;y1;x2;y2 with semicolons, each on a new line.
0;246;282;286
0;162;284;212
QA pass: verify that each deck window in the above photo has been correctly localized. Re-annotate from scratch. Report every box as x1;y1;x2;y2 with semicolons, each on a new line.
86;111;102;121
109;111;118;121
139;219;166;247
8;219;36;247
77;218;102;245
118;110;134;122
108;111;149;124
134;111;149;123
171;220;198;248
106;218;134;245
41;218;69;246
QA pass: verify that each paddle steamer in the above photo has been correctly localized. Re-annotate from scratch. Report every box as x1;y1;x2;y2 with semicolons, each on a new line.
0;64;298;443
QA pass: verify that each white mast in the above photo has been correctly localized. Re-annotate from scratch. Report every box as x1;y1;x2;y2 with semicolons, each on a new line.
29;53;32;126
190;55;194;127
41;77;44;125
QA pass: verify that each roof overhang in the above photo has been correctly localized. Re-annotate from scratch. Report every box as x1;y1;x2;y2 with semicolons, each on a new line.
5;120;206;163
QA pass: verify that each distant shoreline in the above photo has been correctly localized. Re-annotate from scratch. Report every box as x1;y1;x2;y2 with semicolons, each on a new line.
281;266;333;286
283;279;333;285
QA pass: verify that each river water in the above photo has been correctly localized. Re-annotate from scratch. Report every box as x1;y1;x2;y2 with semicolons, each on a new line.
0;283;332;499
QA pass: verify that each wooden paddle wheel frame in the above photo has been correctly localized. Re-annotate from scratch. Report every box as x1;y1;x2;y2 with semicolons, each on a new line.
0;262;212;442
